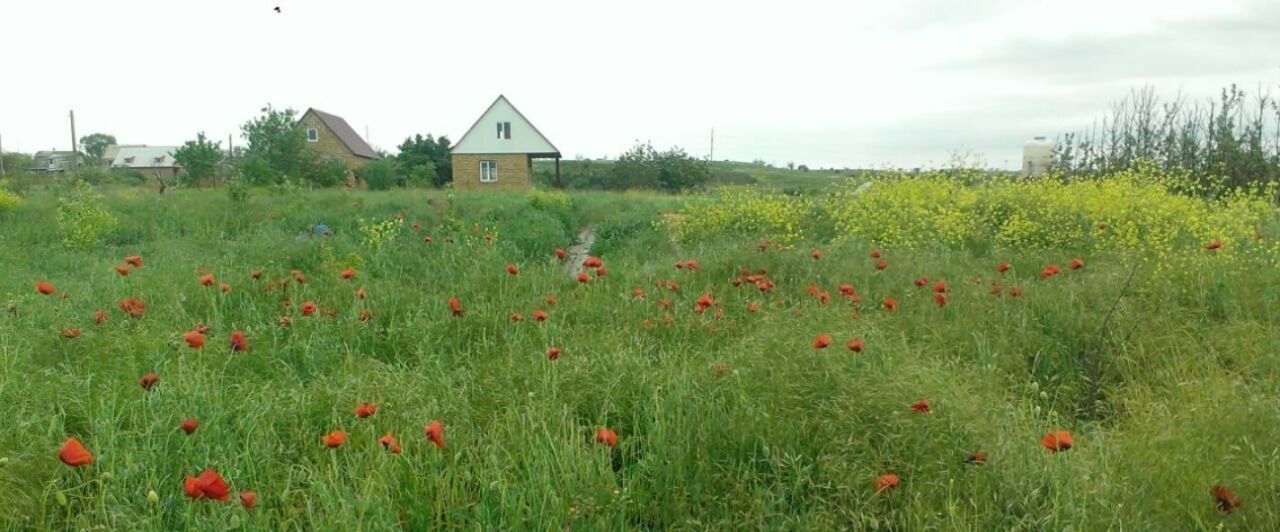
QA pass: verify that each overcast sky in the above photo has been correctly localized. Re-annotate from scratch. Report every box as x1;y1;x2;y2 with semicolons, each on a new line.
1;0;1277;169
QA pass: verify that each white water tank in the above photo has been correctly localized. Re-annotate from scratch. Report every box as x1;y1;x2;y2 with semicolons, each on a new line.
1022;136;1053;177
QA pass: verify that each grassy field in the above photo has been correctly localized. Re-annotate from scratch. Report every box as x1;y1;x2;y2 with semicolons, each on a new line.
1;183;1278;530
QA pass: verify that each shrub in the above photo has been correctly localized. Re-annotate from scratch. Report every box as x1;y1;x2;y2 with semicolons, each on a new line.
309;159;349;188
670;187;818;244
0;186;22;214
56;181;118;249
359;159;399;191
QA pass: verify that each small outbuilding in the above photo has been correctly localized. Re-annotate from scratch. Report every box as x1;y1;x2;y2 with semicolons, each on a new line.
450;95;560;190
111;146;180;180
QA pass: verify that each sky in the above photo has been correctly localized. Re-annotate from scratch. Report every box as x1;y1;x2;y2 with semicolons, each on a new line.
1;0;1277;169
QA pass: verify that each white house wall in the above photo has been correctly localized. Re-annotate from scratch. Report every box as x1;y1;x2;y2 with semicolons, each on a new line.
452;96;558;155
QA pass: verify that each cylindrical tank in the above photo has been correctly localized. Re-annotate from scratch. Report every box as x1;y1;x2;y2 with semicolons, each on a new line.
1021;137;1054;177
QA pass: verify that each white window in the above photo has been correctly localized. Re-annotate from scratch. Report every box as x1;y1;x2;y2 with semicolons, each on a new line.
496;121;510;140
307;128;319;142
480;160;498;182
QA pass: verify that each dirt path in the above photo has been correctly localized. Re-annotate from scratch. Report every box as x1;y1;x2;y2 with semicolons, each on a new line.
564;225;597;277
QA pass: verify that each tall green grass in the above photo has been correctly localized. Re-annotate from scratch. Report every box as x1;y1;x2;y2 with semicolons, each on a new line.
0;186;1275;530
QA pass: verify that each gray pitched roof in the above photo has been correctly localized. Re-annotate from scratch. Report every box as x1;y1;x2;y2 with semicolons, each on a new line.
111;146;179;168
303;108;380;159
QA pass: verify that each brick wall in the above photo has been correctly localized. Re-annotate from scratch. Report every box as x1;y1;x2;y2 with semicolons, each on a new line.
451;153;534;190
298;114;371;171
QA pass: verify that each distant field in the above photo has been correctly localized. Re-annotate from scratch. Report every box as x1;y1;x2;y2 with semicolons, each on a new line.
534;159;862;192
0;183;1277;530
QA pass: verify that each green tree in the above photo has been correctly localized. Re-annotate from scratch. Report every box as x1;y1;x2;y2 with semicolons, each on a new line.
396;134;452;187
608;141;709;192
240;105;314;184
172;132;224;184
357;159;400;190
80;133;116;161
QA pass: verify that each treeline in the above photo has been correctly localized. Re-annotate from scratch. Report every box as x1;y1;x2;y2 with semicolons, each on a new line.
1053;84;1280;191
533;142;710;192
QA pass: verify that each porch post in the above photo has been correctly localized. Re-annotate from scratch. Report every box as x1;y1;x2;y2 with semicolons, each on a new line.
555;157;561;189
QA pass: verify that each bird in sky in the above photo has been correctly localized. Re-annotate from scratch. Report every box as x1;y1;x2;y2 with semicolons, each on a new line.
274;6;281;13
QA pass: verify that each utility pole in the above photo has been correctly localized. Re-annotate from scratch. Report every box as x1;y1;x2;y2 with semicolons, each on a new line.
0;134;6;177
709;128;715;161
69;110;78;173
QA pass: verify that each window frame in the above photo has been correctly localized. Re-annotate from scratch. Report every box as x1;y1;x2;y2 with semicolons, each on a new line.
480;160;498;183
307;128;319;142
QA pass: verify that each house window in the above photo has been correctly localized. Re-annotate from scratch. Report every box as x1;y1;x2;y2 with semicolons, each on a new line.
307;128;319;142
496;121;510;140
480;160;498;182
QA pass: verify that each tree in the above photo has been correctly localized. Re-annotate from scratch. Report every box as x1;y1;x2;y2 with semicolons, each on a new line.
172;132;224;185
396;134;452;187
357;159;400;190
80;133;116;160
609;141;710;192
239;105;313;184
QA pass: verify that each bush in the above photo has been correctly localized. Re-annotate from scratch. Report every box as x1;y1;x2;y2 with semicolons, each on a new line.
309;159;349;188
56;181;118;249
358;159;400;191
0;186;22;214
525;189;577;233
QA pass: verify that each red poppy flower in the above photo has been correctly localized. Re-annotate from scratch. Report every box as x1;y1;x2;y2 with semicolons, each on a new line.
747;302;760;312
1204;239;1222;251
358;309;373;322
996;261;1011;273
875;260;888;270
577;272;591;284
870;249;881;259
185;468;230;501
910;399;931;413
595;428;619;447
934;293;948;308
965;451;988;465
510;312;524;323
278;316;294;327
378;433;402;454
300;301;317;316
219;283;232;293
1040;264;1062;280
250;270;263;280
59;437;93;467
194;323;211;334
846;337;864;352
594;267;608;277
239;491;257;509
913;277;928;288
449;297;464;317
322;430;347;448
811;249;822;260
123;255;143;268
183;331;206;349
1008;285;1023;297
547;347;561;360
229;331;248;352
199;274;215;287
545;295;557;306
533;309;549;322
838;284;856;298
873;474;900;494
932;281;948;293
423;235;434;243
119;297;146;318
36;281;56;295
115;265;132;277
349;287;367;301
882;298;897;311
583;256;603;268
656;298;673;310
355;402;378;418
93;310;109;325
140;372;159;391
180;419;199;435
756;279;775;292
60;328;81;339
695;294;716;313
812;333;832;349
340;268;356;280
1210;484;1242;513
424;420;445;448
1068;258;1084;270
555;248;566;261
816;291;831;305
632;287;646;299
1041;430;1073;452
506;264;519;276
